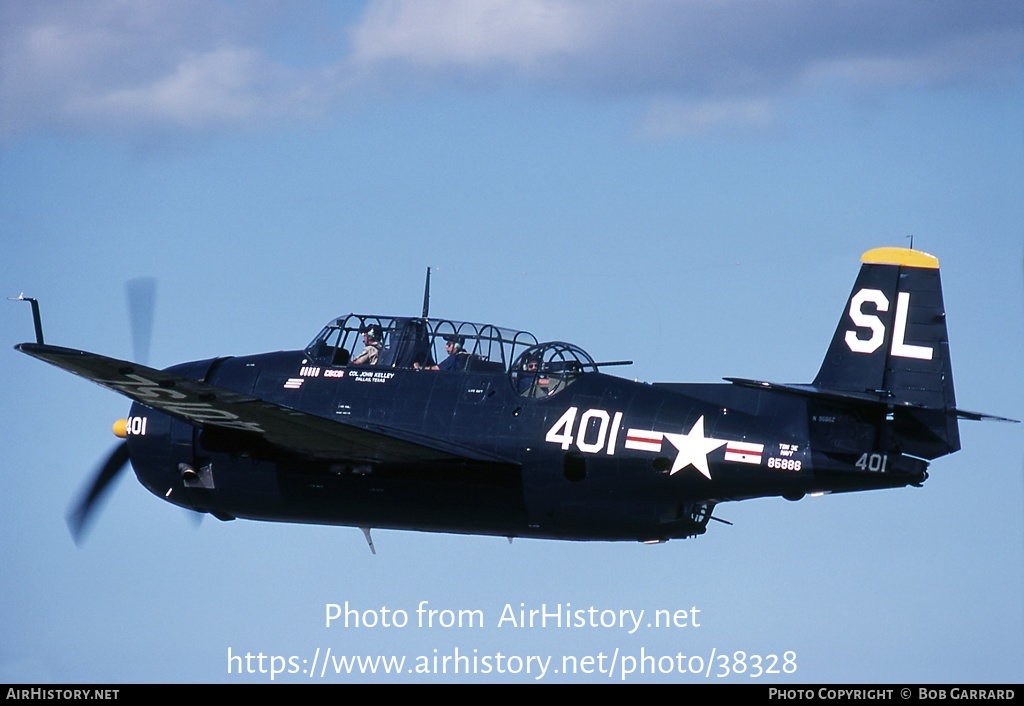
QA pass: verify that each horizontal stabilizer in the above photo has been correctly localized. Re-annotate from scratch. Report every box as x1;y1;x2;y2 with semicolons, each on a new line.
951;408;1019;423
725;377;1018;423
725;377;913;407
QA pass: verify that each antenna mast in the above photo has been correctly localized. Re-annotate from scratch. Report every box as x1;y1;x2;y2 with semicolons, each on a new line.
421;267;431;318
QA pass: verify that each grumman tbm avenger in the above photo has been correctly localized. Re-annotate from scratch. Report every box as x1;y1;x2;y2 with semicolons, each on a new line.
13;247;1016;547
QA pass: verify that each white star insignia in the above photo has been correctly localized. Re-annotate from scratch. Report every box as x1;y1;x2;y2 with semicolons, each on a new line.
662;416;727;479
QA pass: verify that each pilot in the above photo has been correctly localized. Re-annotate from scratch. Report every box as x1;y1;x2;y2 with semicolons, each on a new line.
351;325;383;366
427;335;469;371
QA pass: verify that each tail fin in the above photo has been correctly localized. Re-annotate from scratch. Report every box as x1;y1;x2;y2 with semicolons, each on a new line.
813;247;959;458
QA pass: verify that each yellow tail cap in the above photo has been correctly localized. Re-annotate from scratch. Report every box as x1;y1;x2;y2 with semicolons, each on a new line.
861;247;939;269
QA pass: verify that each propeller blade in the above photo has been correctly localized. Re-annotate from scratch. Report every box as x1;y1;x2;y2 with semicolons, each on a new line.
67;441;131;544
126;277;156;365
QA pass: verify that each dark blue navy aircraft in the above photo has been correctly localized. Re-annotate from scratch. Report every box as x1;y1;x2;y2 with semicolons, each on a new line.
15;247;1015;546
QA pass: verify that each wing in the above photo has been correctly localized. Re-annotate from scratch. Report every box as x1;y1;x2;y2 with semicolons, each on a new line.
16;343;517;465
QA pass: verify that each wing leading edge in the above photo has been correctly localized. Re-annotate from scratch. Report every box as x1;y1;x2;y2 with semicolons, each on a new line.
16;343;517;466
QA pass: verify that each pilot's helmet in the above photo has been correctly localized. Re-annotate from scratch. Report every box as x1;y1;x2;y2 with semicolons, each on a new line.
444;335;465;348
361;324;382;341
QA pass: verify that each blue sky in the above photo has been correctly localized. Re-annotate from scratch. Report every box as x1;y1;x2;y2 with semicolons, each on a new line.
1;0;1021;684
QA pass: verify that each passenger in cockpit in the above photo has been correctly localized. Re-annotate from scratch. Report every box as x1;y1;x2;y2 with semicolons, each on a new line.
426;335;469;371
519;354;556;396
351;325;383;366
517;354;541;395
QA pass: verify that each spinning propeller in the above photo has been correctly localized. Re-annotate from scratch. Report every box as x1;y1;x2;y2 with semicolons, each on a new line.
67;278;156;544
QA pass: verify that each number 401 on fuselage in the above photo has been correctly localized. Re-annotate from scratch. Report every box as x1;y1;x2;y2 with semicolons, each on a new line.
14;247;1016;546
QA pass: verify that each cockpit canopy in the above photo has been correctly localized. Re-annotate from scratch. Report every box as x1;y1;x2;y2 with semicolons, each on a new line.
306;314;540;372
510;342;599;398
306;315;612;397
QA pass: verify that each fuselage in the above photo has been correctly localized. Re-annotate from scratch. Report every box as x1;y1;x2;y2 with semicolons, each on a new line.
126;348;929;542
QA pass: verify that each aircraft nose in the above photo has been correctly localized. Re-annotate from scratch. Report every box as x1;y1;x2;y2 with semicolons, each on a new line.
123;405;188;506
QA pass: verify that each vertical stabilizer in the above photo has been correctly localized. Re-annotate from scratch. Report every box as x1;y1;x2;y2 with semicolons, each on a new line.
813;247;959;458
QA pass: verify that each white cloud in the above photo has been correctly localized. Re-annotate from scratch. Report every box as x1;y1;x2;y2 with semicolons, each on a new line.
348;0;1023;95
803;26;1024;91
349;0;602;69
0;0;326;138
74;48;267;128
0;0;1020;140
